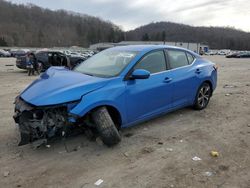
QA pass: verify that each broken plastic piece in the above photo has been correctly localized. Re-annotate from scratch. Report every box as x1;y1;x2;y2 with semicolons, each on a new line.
203;171;213;177
94;179;104;186
166;148;173;152
3;171;10;177
192;156;202;161
210;151;219;157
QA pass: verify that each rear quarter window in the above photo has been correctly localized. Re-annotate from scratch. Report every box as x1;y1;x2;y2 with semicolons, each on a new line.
167;50;189;69
186;52;195;64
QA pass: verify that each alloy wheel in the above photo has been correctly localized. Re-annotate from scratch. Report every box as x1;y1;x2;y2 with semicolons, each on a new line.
197;84;211;108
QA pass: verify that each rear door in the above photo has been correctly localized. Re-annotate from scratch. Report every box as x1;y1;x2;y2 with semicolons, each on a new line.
125;50;173;123
165;49;199;107
37;52;49;68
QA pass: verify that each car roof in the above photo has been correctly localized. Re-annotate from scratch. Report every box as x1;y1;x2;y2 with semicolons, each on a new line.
108;45;197;54
36;50;63;54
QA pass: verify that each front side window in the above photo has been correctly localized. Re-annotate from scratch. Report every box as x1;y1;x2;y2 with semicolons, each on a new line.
74;49;138;77
134;51;166;74
167;50;189;69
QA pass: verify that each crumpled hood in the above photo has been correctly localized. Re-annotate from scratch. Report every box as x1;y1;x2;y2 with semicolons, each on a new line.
21;67;110;106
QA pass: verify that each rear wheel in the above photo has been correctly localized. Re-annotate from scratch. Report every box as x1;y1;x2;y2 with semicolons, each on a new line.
193;82;212;110
92;107;121;146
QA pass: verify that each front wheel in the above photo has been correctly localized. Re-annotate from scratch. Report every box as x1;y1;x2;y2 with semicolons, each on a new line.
92;107;121;146
193;82;212;110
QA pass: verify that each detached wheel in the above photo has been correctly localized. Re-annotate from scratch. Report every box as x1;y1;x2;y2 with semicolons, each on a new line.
193;82;212;110
92;107;121;146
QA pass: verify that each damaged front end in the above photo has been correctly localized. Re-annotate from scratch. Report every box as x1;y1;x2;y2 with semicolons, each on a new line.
13;97;78;147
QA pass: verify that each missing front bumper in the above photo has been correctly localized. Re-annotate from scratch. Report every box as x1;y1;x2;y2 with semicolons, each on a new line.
14;97;69;146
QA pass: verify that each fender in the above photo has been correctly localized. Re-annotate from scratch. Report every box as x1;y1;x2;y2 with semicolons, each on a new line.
70;82;127;125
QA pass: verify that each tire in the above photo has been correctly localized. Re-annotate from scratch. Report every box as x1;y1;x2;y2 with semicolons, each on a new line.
92;107;121;146
193;82;212;110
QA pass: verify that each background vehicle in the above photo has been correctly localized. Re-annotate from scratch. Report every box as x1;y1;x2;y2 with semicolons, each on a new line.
226;51;250;58
217;51;227;55
205;51;216;56
10;49;30;57
14;45;217;147
237;52;250;58
16;50;86;71
226;52;240;58
0;49;11;57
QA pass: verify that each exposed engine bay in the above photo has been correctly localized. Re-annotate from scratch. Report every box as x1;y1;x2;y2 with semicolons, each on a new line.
13;97;72;147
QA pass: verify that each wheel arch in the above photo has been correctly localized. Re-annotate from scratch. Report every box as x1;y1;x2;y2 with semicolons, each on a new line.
90;105;122;129
74;103;124;129
203;80;213;94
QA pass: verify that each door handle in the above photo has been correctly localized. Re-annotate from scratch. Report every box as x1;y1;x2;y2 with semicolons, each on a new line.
195;69;202;74
164;77;172;83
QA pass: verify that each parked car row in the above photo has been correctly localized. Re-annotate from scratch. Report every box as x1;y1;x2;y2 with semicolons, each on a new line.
226;51;250;58
15;49;97;71
16;50;90;71
0;49;31;58
205;50;230;56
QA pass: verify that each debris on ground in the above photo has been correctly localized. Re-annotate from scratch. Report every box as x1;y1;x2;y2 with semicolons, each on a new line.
192;156;202;161
225;93;231;96
218;165;229;171
157;141;164;145
58;151;66;154
223;84;237;88
3;171;10;177
123;152;129;157
210;151;219;157
96;137;103;146
94;179;104;186
203;171;213;177
166;148;173;152
180;140;183;143
141;147;154;154
45;145;51;148
124;133;133;137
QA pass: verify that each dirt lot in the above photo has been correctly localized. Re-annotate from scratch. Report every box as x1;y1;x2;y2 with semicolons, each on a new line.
0;56;249;188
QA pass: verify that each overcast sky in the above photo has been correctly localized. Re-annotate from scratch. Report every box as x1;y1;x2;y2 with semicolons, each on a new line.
7;0;250;32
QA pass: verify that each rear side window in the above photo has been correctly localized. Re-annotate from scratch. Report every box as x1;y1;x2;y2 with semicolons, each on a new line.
36;52;48;58
134;50;166;74
186;52;195;64
167;50;189;69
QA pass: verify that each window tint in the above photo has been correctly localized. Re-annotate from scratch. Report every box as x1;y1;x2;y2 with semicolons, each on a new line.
134;51;166;74
167;50;189;69
186;52;194;64
36;52;48;57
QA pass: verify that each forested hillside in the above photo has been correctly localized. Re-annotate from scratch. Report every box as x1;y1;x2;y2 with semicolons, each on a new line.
1;0;250;50
126;22;250;50
0;0;124;47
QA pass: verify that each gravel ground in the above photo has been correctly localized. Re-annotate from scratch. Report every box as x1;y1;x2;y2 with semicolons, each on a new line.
0;56;249;188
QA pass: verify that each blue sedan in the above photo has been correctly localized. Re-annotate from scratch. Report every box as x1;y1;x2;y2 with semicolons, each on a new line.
14;45;217;146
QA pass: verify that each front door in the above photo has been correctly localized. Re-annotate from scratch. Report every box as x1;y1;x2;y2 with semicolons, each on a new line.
125;50;173;123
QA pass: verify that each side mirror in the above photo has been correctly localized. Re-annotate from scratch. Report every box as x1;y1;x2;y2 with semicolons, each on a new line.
130;69;150;79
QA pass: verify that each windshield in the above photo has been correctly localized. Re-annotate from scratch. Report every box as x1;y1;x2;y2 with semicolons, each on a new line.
74;50;138;77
